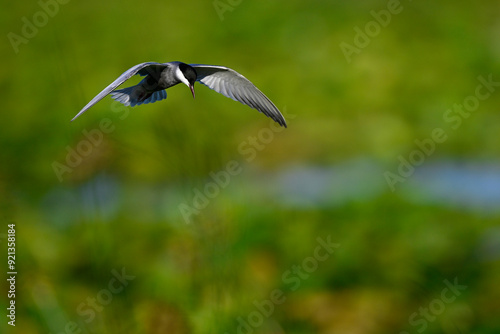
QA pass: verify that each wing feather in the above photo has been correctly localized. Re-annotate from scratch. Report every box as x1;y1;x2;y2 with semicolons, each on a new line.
190;64;286;127
71;62;167;121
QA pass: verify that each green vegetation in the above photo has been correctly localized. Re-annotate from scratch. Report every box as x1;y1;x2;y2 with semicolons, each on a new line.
2;0;500;333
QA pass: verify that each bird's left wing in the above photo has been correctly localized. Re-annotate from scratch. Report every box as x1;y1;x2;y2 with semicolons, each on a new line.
71;62;167;121
190;64;287;127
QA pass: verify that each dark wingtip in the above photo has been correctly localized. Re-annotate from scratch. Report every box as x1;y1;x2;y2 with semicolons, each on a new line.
279;117;287;128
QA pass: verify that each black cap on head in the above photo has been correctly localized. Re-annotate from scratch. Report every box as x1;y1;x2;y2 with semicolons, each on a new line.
179;63;197;85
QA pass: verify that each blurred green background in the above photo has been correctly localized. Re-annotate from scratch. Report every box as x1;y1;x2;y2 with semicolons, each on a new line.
2;0;500;333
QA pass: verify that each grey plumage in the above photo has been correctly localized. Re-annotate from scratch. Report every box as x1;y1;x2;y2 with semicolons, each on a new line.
71;61;286;127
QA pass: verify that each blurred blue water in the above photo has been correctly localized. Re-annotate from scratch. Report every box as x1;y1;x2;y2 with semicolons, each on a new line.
271;158;500;214
41;158;500;229
405;160;500;213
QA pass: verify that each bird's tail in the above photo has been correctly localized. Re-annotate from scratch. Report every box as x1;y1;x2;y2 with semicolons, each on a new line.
110;85;167;107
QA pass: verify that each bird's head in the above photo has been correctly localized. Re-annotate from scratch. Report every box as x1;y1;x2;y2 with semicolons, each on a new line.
176;63;197;99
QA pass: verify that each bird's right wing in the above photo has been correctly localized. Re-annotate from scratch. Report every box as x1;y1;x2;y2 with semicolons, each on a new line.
71;62;167;121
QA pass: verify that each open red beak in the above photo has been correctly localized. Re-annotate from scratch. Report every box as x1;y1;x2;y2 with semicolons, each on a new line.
190;85;195;99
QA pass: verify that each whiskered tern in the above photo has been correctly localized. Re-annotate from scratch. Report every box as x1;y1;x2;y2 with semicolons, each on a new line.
71;61;286;127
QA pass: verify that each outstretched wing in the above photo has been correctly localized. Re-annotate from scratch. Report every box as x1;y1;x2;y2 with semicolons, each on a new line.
71;62;167;121
190;64;286;127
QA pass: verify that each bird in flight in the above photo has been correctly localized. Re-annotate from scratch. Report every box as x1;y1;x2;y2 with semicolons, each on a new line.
71;61;287;127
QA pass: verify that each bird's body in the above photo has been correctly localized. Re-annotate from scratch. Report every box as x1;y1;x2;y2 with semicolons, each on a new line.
72;61;286;127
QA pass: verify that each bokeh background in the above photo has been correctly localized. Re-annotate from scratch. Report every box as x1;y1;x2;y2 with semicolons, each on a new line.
2;0;500;333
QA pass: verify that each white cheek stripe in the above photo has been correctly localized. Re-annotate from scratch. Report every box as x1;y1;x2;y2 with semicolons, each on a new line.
176;66;191;87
